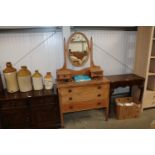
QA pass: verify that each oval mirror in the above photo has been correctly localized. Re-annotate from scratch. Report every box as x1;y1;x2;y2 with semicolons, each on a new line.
67;32;89;67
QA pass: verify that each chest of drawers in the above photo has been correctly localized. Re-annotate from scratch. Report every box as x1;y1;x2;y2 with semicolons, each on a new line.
0;87;61;129
57;77;110;126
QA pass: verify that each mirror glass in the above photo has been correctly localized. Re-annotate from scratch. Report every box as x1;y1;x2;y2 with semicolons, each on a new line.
68;33;89;67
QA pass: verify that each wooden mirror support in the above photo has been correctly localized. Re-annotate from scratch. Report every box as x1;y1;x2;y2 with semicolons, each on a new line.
56;32;104;82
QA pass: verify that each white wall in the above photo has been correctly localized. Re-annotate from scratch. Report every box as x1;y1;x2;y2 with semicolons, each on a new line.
74;30;137;75
0;30;64;87
0;28;137;89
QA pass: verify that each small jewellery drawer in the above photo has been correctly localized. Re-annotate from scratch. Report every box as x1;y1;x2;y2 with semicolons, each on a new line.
58;74;71;80
62;99;107;113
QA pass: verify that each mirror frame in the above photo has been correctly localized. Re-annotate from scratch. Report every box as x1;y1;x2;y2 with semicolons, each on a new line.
67;32;90;67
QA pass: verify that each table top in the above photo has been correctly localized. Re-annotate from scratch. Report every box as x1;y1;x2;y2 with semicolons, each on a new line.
106;74;144;84
0;86;57;101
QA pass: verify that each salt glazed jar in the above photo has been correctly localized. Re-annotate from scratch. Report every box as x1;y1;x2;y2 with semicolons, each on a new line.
32;70;43;90
3;62;19;93
17;66;32;92
44;72;53;90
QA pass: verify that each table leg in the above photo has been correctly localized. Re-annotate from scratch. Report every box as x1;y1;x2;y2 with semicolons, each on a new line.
139;85;144;101
109;87;114;118
105;107;109;121
129;86;132;96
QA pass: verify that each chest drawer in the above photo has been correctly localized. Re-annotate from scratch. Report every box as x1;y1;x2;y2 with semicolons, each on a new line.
59;84;107;96
59;85;109;102
1;100;27;110
62;99;108;113
29;96;57;107
1;108;29;128
59;84;109;103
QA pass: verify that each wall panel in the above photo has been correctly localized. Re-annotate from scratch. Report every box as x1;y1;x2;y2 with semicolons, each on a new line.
0;31;63;87
0;28;137;90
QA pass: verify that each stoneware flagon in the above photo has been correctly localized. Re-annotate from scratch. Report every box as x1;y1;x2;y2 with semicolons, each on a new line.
3;62;19;93
32;70;43;90
17;66;32;92
44;72;53;90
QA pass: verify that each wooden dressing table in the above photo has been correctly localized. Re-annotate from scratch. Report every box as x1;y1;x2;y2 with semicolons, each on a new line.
56;32;110;127
106;74;145;101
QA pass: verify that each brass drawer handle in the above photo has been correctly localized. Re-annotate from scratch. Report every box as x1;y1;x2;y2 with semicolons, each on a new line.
69;105;73;109
69;97;72;100
97;94;101;97
68;89;72;93
97;86;102;89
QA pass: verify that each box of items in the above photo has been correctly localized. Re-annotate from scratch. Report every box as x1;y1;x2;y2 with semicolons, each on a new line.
115;97;141;120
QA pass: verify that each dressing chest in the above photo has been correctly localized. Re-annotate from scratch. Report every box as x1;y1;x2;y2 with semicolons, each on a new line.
56;32;110;126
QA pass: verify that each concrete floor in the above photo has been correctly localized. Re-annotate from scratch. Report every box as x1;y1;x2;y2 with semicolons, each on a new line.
64;108;155;129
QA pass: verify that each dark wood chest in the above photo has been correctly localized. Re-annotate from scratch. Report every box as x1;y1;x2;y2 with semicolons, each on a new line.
0;87;61;129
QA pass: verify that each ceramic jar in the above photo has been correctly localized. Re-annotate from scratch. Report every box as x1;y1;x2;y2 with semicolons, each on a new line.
44;72;53;90
3;62;19;93
17;66;32;92
32;70;43;90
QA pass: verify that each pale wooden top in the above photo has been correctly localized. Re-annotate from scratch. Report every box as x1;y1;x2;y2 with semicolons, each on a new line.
57;77;110;88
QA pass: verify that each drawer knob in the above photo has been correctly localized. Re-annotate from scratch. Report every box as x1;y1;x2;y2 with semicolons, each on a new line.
68;89;72;93
69;97;72;100
98;86;102;89
97;102;101;105
98;94;101;97
152;102;155;105
69;105;73;109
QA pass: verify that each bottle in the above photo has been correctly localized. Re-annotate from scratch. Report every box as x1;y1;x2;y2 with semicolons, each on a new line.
44;72;53;90
3;62;19;93
32;70;43;90
17;66;32;92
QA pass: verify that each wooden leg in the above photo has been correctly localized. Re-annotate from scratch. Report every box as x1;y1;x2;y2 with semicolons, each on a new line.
105;107;109;121
109;88;114;118
129;85;132;96
139;85;144;101
60;112;64;128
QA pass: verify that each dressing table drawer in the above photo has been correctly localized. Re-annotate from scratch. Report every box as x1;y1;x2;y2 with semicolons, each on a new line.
62;99;108;113
59;84;108;96
61;92;105;103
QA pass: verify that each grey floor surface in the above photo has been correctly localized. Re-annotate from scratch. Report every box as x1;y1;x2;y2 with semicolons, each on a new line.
64;108;155;129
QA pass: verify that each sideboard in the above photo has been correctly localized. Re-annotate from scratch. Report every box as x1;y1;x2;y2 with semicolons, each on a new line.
0;86;61;129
